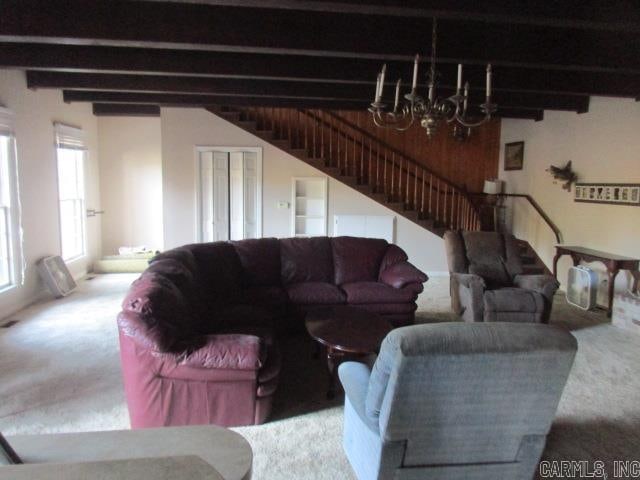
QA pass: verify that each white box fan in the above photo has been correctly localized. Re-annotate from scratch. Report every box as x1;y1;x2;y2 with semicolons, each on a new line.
37;256;77;298
566;266;598;310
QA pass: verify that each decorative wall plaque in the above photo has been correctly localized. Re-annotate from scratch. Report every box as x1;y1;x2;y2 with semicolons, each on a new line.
574;183;640;206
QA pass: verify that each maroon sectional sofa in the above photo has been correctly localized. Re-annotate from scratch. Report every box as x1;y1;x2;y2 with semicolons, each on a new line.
117;236;427;428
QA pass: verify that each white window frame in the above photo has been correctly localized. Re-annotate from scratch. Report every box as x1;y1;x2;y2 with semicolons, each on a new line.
55;123;87;262
0;107;23;292
194;146;263;243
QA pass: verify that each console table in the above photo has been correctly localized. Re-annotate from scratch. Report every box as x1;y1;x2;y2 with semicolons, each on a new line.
552;245;640;317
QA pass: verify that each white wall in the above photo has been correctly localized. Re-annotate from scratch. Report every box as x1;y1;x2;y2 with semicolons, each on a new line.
499;96;640;295
0;70;101;317
161;107;447;274
98;116;163;254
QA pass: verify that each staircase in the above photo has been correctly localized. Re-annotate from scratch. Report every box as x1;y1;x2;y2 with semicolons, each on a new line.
516;239;552;275
207;105;481;238
207;105;552;275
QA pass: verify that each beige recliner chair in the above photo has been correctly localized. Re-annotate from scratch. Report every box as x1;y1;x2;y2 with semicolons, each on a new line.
444;231;559;323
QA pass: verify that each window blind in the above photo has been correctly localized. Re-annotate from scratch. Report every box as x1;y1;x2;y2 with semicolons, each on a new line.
0;107;14;136
54;122;87;150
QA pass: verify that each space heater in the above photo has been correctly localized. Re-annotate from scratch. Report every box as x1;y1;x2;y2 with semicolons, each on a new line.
566;265;598;310
37;256;77;297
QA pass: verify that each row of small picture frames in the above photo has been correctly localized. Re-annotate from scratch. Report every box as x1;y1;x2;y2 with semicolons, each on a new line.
574;183;640;206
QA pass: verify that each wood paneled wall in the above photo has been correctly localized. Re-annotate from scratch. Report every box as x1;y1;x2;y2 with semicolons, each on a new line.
332;111;501;193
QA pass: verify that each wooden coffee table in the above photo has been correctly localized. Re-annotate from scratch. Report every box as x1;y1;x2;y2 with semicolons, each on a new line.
305;305;393;399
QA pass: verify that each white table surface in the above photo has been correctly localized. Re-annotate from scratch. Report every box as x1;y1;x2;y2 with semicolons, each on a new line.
7;426;252;480
0;455;224;480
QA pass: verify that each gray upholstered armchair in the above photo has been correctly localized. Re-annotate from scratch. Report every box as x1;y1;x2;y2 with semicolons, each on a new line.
338;322;577;480
444;231;560;323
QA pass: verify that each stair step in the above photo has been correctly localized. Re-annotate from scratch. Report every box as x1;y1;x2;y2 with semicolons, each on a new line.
255;130;274;139
237;120;257;130
219;111;241;121
522;265;545;274
341;175;359;186
271;139;291;149
289;148;308;158
386;202;406;211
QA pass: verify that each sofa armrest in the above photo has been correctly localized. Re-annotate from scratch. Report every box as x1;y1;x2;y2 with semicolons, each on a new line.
379;261;428;289
514;274;560;302
338;362;379;433
176;334;265;370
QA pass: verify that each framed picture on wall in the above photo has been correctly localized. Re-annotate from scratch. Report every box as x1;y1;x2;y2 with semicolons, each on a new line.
504;141;524;171
574;183;640;206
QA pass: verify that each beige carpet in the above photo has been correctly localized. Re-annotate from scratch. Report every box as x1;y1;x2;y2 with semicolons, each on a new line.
1;274;639;479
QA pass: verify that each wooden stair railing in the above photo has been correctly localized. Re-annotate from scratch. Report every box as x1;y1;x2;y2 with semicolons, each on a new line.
207;105;481;237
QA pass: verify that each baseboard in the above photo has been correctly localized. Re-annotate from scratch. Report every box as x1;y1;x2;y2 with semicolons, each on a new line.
426;271;450;277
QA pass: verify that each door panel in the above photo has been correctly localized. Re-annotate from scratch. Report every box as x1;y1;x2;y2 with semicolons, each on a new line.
243;152;259;239
199;151;214;242
229;152;244;241
212;151;230;241
199;149;261;243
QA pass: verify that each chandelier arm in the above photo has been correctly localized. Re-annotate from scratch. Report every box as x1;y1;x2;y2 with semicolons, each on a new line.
453;112;492;128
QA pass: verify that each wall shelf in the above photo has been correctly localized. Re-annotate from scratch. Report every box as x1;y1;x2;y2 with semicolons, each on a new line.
291;177;327;237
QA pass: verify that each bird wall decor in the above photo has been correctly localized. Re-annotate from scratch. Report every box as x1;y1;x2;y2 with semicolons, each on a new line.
546;161;578;191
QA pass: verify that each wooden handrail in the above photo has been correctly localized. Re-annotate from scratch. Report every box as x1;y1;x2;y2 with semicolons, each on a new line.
497;193;563;244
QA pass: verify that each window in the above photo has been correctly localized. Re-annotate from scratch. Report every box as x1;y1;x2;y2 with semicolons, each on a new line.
55;123;86;261
0;107;21;290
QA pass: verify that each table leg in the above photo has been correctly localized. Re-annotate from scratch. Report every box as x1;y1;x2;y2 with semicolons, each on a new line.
631;270;640;294
326;348;344;399
606;268;620;318
552;251;564;279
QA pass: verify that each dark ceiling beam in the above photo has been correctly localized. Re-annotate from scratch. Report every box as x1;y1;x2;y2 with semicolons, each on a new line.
25;70;640;100
495;108;544;122
2;1;639;73
62;89;590;113
92;103;160;117
138;0;640;32
6;45;638;98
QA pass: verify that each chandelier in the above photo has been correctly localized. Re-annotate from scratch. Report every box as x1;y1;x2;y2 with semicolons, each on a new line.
368;19;497;140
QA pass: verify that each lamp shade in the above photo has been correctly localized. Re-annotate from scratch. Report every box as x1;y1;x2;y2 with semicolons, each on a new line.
483;179;504;195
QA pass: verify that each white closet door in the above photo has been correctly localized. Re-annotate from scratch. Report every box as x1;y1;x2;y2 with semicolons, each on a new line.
199;151;215;242
243;151;260;239
229;151;245;241
212;151;230;241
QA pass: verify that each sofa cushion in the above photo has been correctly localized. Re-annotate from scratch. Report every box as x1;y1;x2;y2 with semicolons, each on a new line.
341;282;419;304
332;236;388;285
188;242;244;303
280;237;334;284
150;247;197;273
286;282;347;305
233;238;282;287
241;285;289;307
205;304;276;332
145;259;195;293
484;288;545;313
469;262;511;289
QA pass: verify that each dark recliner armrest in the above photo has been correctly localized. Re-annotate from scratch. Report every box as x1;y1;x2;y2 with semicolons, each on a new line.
451;272;486;289
379;262;428;289
450;273;486;322
513;274;560;302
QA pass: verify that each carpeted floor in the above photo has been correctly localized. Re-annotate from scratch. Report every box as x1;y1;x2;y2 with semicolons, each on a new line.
1;274;639;479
